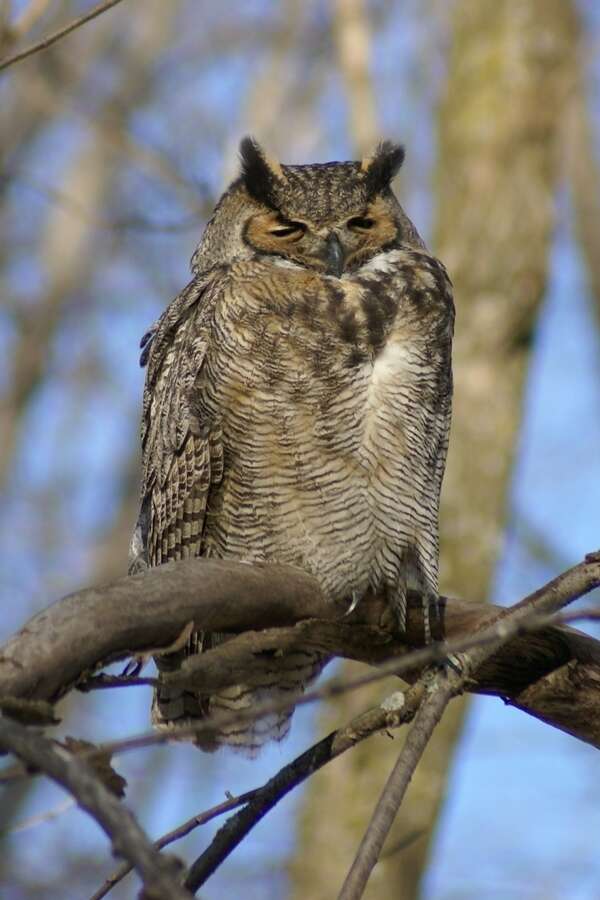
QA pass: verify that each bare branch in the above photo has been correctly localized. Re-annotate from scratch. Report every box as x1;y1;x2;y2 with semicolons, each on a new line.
333;0;378;154
337;673;456;900
91;790;254;900
183;551;599;895
2;554;596;895
184;683;426;893
0;716;191;900
0;0;128;74
0;559;331;702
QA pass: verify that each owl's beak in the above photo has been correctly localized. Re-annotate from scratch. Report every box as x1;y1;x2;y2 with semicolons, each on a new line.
324;233;345;277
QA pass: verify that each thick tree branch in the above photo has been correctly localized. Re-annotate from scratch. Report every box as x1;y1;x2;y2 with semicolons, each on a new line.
0;716;191;900
0;560;333;702
1;557;599;747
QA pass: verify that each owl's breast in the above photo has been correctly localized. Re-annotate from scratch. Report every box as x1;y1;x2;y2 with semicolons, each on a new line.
361;338;421;447
201;258;449;599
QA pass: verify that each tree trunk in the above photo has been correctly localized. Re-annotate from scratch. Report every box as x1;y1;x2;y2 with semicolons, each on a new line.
289;2;579;897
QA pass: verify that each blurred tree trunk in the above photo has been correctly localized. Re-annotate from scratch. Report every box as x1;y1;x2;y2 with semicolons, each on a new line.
222;0;308;181
332;0;378;156
565;61;600;325
0;2;181;491
289;2;579;898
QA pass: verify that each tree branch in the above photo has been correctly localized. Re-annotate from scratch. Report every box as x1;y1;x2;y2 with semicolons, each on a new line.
0;0;128;74
0;559;332;702
183;553;600;895
1;556;599;747
6;552;588;897
336;553;600;899
90;790;254;900
0;716;191;900
184;682;426;893
337;673;456;900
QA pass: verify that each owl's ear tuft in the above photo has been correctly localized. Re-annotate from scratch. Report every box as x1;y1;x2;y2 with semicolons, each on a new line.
361;141;405;196
239;136;284;208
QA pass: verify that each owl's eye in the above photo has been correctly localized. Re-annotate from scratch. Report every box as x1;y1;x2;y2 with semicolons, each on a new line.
270;221;306;238
347;216;375;231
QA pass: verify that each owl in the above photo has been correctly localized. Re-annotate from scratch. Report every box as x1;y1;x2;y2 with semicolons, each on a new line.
129;137;454;754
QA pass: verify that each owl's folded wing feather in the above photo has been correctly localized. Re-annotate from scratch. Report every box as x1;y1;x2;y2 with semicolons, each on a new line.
425;265;454;503
129;274;222;572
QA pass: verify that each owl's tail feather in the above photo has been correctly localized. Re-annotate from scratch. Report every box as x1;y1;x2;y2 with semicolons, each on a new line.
151;635;326;755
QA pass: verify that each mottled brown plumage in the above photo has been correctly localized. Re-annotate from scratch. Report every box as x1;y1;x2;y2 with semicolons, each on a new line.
130;138;454;753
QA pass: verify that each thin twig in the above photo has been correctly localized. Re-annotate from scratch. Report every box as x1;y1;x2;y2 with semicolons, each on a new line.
0;0;128;74
184;683;426;893
337;672;458;899
78;674;158;692
0;716;191;900
6;796;75;835
90;790;254;900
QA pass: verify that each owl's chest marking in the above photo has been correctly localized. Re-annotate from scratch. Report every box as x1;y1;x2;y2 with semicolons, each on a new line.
369;340;415;387
359;337;417;466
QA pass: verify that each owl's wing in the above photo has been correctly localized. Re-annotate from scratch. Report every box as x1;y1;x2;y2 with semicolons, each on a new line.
420;258;454;505
129;273;223;572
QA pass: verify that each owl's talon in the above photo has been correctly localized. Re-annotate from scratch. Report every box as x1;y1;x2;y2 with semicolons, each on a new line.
344;592;361;616
444;653;465;675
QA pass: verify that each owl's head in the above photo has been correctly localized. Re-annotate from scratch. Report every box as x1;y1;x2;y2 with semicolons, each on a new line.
192;138;424;276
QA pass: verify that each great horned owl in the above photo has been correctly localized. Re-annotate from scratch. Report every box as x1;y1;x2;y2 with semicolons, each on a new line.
129;138;454;753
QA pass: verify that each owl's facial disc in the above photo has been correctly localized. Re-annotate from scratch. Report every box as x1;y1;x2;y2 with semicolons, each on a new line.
243;210;345;275
244;200;398;277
